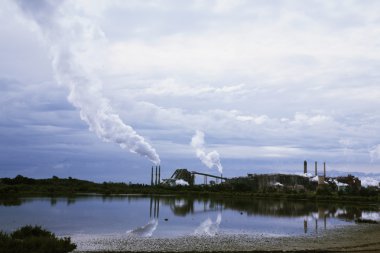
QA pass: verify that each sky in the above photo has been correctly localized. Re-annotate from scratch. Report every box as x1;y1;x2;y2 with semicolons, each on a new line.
1;0;380;183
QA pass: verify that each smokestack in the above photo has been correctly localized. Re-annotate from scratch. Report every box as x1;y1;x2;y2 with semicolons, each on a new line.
304;160;307;174
151;166;154;186
324;162;326;178
153;197;157;218
158;165;161;185
155;166;158;185
315;161;317;176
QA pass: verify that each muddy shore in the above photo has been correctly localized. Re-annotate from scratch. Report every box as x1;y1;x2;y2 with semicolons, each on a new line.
73;223;380;252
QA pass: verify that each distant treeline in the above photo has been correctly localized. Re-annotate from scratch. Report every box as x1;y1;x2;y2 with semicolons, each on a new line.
0;175;379;204
0;175;152;196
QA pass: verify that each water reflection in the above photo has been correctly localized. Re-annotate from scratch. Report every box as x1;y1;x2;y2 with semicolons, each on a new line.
126;219;158;237
0;195;378;237
150;197;160;218
194;213;222;236
1;195;378;221
124;197;161;237
138;196;378;236
163;197;222;216
158;196;378;222
168;198;193;216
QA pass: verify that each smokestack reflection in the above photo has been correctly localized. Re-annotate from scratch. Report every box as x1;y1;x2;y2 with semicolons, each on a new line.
149;197;152;218
126;196;160;238
150;196;160;219
315;219;318;234
304;219;307;234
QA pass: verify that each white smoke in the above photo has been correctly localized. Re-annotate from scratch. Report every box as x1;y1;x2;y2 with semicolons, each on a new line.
360;177;380;187
191;130;223;173
15;0;160;165
175;179;189;186
194;213;222;236
369;144;380;162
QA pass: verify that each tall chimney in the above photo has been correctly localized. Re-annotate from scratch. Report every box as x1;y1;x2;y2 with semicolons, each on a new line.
155;166;158;185
151;166;154;186
304;160;307;174
323;162;326;178
315;161;317;176
158;165;161;185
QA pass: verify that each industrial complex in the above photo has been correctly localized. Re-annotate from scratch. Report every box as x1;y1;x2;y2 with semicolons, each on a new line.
151;160;371;193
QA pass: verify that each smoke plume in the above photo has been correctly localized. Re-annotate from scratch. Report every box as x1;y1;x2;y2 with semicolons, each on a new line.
15;0;160;165
369;144;380;162
191;130;223;173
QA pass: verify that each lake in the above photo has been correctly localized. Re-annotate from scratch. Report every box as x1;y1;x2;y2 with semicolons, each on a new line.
0;195;379;239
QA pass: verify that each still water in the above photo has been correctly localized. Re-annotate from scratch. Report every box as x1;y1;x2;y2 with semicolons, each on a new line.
0;195;378;238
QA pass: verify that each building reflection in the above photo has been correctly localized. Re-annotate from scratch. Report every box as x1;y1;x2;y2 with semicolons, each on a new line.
146;196;378;235
165;197;223;216
0;195;377;235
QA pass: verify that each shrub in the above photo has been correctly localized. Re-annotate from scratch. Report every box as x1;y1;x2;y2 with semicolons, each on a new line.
11;225;53;239
0;225;76;253
316;185;332;196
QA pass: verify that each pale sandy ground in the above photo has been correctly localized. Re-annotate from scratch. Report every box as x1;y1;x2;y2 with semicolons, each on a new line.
73;224;380;252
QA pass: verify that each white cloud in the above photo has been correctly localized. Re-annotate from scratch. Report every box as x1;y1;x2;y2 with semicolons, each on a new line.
210;0;246;13
143;78;245;96
290;113;331;126
98;9;380;90
236;115;268;125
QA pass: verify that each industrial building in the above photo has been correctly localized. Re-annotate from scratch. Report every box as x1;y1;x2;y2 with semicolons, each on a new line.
154;161;363;193
161;168;226;186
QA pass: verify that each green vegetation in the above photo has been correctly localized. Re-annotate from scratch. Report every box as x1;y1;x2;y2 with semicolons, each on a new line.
0;175;379;204
0;175;139;196
0;225;76;253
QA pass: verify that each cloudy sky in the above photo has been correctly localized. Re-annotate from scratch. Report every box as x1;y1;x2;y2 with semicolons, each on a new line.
1;0;380;183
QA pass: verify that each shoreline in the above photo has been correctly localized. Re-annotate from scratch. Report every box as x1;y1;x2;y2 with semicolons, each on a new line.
1;175;379;204
73;224;380;252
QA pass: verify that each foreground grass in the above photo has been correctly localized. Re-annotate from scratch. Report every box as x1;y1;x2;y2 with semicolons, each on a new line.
0;225;76;253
